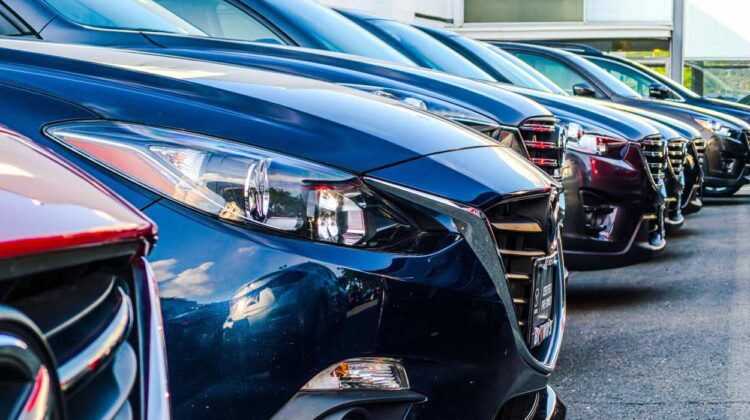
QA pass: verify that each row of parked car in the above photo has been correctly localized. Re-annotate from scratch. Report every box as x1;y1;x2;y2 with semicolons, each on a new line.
2;0;750;419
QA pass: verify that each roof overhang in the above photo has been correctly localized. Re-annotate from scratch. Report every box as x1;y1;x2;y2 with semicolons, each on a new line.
450;22;673;41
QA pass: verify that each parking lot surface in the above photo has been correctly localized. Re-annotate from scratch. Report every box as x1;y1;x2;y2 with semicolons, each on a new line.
553;187;750;419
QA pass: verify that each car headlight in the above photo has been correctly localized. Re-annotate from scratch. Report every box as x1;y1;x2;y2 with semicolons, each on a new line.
342;84;501;135
44;121;416;248
693;118;731;136
563;121;628;159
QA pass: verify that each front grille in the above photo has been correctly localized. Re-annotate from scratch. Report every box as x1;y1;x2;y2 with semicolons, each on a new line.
0;251;144;418
485;190;560;349
667;138;688;176
519;117;563;180
641;135;666;183
692;136;706;155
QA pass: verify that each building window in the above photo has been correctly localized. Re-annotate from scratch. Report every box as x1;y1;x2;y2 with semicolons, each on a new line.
465;0;584;23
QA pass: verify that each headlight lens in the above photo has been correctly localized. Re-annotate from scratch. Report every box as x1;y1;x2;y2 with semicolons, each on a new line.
693;117;731;136
563;122;628;158
343;84;501;135
45;121;416;247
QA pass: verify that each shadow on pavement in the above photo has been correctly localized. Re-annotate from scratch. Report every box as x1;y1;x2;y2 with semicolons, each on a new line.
703;196;750;206
566;285;665;311
664;226;701;239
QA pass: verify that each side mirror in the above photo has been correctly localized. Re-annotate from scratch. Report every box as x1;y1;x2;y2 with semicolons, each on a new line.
572;83;596;97
649;83;670;99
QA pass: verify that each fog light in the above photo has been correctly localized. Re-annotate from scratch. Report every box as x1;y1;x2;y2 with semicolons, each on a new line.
301;358;409;391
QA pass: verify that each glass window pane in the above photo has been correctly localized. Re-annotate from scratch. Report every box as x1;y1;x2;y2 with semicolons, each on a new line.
154;0;284;44
0;14;20;36
43;0;205;35
686;60;750;102
370;20;493;81
263;0;415;66
449;36;553;90
589;57;657;97
513;52;589;95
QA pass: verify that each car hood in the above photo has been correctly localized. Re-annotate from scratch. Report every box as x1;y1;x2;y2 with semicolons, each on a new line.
501;85;659;141
367;146;553;208
140;33;552;126
0;127;154;258
695;97;750;125
620;96;750;132
598;102;700;140
0;40;498;174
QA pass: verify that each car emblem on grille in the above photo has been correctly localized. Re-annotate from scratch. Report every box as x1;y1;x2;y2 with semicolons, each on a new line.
547;188;560;253
0;332;57;419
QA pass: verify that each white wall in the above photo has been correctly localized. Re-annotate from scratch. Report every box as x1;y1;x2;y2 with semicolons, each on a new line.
684;0;750;60
585;0;672;23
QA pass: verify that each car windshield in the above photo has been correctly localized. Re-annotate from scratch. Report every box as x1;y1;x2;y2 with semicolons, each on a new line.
153;0;285;44
448;35;554;92
623;57;700;99
368;19;494;81
490;45;568;95
43;0;206;35
257;0;415;66
566;52;643;99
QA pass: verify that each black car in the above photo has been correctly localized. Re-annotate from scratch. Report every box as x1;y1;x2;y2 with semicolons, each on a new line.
545;42;750;126
498;42;750;197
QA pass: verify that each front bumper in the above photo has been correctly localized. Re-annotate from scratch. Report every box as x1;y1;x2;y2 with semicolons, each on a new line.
704;163;750;189
146;174;565;419
273;385;566;420
703;130;750;188
561;146;665;270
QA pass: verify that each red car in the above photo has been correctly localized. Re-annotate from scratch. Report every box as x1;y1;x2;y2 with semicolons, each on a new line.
0;127;169;419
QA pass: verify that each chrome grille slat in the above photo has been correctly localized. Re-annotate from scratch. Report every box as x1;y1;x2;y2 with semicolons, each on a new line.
66;343;138;420
641;135;667;183
486;192;560;350
667;138;688;176
58;288;132;391
519;117;563;179
2;256;144;419
498;249;546;258
693;136;706;155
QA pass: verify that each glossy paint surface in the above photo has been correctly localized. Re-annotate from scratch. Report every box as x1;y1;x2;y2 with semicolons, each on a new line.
499;42;750;186
562;144;663;268
350;17;670;267
145;198;547;419
4;0;551;127
0;40;500;174
0;40;559;418
0;128;154;258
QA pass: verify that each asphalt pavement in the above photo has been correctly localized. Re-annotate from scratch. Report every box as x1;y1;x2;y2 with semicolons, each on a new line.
552;186;750;419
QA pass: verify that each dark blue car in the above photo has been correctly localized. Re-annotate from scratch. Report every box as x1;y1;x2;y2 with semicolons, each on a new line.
0;39;566;419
